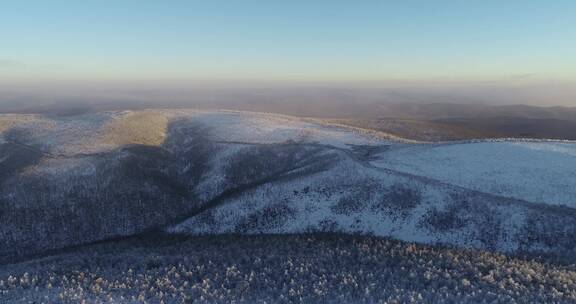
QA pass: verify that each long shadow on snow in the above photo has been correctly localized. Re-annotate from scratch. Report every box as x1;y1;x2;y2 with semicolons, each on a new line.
0;118;339;262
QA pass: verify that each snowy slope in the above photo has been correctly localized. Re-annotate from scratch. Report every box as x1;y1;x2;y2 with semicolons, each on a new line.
164;112;576;255
371;141;576;207
1;109;576;259
169;145;576;254
174;110;398;147
0;110;396;155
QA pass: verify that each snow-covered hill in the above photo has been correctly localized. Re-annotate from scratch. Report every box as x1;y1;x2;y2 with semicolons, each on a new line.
1;109;575;260
372;141;576;207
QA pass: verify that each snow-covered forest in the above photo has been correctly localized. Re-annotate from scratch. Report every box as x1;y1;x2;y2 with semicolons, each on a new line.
3;234;576;303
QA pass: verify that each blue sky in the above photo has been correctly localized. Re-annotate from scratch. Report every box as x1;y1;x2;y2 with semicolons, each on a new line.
1;0;575;81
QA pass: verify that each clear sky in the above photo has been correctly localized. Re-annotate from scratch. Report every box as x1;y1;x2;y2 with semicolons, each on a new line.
1;0;575;82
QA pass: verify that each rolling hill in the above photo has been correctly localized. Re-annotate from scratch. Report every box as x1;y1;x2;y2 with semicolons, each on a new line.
1;109;575;264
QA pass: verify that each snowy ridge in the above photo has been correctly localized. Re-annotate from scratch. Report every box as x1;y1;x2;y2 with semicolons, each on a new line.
176;110;397;148
1;109;576;259
168;142;576;254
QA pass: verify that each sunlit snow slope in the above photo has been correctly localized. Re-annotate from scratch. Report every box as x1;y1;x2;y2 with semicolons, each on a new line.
372;141;576;207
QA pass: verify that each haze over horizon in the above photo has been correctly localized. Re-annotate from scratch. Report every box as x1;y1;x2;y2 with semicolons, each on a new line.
1;1;576;106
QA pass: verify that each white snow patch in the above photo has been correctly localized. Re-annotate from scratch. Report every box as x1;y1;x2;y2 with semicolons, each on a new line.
372;141;576;207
